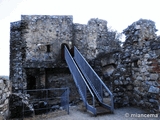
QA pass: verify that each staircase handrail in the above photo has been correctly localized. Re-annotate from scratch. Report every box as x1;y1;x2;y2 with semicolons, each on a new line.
74;46;114;112
64;46;96;114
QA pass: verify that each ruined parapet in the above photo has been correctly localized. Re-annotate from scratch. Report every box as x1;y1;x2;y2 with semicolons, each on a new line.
0;77;11;119
86;18;108;59
123;19;157;46
74;18;121;60
122;19;160;113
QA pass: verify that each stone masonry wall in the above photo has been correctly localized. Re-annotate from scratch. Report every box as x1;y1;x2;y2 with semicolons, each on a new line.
122;19;160;113
73;19;121;89
10;21;26;92
10;15;74;90
45;68;79;102
74;18;120;60
22;15;73;63
0;77;11;119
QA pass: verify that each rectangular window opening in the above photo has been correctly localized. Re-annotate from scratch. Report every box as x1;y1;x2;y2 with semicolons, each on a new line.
46;45;51;53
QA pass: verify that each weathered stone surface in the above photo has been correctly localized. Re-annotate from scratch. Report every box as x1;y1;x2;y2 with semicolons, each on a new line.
134;80;142;86
122;19;160;113
123;19;157;45
9;93;34;118
127;85;134;90
150;74;159;80
74;18;121;60
21;15;73;62
0;77;11;119
148;86;159;94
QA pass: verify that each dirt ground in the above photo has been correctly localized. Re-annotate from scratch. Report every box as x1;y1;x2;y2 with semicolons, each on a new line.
13;102;160;120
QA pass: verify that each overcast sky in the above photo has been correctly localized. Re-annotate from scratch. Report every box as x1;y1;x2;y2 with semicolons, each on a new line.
0;0;160;76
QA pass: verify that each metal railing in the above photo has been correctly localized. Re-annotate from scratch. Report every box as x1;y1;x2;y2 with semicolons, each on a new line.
64;46;96;115
22;88;69;118
74;46;114;112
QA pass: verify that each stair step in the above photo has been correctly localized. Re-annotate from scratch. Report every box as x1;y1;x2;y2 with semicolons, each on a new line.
96;106;111;115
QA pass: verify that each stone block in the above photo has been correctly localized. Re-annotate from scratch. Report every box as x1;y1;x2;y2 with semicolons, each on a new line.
133;93;141;101
4;99;8;105
127;85;133;90
133;80;142;86
114;80;119;86
0;90;2;95
140;67;147;73
148;86;159;94
150;74;159;80
137;76;144;81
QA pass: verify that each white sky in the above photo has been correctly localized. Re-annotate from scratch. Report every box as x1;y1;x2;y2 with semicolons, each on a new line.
0;0;160;76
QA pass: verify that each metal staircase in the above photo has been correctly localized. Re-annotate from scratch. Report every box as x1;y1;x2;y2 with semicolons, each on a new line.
64;46;114;115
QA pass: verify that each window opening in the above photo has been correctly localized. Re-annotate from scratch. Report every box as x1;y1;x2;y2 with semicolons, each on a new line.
46;45;50;52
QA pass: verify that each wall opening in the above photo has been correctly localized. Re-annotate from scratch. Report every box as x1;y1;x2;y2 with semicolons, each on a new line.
46;45;51;53
27;75;36;90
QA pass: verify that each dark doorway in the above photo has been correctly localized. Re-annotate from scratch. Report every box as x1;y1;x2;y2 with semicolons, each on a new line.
27;75;36;90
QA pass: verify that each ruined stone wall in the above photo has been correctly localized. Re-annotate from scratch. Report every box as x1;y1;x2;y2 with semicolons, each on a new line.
10;15;121;94
10;15;79;102
74;18;120;60
105;19;160;114
22;15;73;63
9;17;76;119
21;15;75;93
10;21;27;91
0;77;11;119
122;19;160;113
73;23;88;57
110;57;133;108
73;19;121;89
45;68;79;102
10;15;74;88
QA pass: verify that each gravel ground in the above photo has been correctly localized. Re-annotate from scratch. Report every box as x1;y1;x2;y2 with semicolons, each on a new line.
21;102;160;120
51;106;159;120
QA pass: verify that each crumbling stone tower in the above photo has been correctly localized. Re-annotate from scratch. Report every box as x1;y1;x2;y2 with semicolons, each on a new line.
10;15;121;117
10;15;73;92
10;15;160;118
10;15;120;104
111;19;160;113
123;19;160;113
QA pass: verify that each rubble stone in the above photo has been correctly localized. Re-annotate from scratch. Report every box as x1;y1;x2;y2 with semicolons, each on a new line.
0;77;11;119
122;19;160;113
148;86;159;94
9;93;34;118
150;74;159;80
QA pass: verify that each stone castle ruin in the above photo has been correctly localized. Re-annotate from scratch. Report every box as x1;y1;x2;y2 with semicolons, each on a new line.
8;15;160;118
